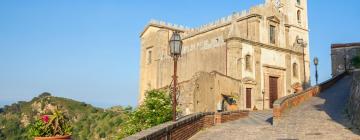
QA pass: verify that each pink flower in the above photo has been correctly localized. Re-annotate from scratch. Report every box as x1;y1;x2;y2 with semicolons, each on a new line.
41;115;49;123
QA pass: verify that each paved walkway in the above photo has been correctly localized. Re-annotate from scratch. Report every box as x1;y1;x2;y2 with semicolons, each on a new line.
190;76;360;140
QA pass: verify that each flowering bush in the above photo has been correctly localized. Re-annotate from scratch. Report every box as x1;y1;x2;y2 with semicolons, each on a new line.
28;110;72;137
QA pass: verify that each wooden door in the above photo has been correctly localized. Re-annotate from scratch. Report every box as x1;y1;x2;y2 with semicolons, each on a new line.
269;76;278;108
246;88;252;108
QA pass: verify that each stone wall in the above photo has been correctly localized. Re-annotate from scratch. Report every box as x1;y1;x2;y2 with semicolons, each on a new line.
177;71;242;115
273;72;347;124
331;44;360;76
348;71;360;127
215;110;249;124
124;111;249;140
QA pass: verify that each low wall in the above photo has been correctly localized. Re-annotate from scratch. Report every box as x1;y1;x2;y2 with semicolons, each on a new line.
348;72;360;128
124;111;249;140
273;72;347;123
215;110;249;124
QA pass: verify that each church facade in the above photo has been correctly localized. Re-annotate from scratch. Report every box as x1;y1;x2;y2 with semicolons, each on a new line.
139;0;311;115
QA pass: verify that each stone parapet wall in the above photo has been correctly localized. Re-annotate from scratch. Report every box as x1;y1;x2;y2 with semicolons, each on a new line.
273;72;348;124
216;110;249;124
348;72;360;127
124;111;249;140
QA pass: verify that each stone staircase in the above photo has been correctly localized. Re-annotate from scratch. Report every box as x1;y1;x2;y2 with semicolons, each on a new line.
235;110;273;125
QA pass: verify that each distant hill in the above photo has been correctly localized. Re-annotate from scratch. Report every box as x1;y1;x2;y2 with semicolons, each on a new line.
0;92;131;140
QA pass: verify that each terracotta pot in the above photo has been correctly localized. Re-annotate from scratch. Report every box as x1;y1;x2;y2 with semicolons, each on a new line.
228;105;238;111
34;135;71;140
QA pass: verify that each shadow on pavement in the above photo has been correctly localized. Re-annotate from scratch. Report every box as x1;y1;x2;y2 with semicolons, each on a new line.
315;75;360;135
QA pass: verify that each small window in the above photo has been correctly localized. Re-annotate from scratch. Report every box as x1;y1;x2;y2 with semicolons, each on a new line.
293;63;298;77
245;54;252;71
297;0;301;5
297;10;302;23
147;50;152;64
269;25;276;44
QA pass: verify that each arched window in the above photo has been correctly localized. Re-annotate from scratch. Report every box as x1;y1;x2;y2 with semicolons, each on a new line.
245;54;252;71
297;0;301;5
297;10;302;23
293;63;298;77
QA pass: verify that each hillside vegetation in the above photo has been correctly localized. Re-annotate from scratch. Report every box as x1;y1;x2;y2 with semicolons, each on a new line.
0;93;130;140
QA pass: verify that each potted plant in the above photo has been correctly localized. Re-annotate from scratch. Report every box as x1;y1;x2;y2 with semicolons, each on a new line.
28;109;72;140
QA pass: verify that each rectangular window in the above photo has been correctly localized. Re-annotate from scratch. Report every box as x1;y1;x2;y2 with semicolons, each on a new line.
270;25;276;44
147;50;152;64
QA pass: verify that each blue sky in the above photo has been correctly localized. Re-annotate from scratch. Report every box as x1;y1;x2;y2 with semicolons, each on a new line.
0;0;359;108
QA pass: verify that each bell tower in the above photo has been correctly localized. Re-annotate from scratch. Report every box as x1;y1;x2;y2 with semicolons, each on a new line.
266;0;308;28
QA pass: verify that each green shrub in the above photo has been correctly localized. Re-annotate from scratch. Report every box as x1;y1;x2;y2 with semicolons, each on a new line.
117;90;173;139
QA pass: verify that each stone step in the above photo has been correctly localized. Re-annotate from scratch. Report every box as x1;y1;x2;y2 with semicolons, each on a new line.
250;113;270;121
250;112;272;118
248;116;270;125
250;115;272;125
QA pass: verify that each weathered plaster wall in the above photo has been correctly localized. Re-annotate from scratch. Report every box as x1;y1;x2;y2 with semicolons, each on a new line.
177;72;242;115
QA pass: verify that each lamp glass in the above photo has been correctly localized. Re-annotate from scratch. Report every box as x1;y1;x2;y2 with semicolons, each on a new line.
314;57;319;65
169;32;182;56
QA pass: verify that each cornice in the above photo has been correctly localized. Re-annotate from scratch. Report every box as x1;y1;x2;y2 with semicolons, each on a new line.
263;64;286;71
225;37;303;56
140;23;185;38
284;24;309;32
182;14;262;40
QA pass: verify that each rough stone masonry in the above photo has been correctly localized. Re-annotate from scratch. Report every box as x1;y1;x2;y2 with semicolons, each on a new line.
348;71;360;128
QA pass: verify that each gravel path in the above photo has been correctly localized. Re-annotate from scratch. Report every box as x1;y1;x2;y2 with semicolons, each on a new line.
190;76;360;140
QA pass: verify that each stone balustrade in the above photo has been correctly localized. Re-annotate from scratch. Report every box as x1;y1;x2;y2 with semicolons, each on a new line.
124;111;249;140
273;72;348;124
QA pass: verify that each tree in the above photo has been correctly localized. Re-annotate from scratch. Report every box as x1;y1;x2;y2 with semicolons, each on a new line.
117;90;172;139
38;92;52;98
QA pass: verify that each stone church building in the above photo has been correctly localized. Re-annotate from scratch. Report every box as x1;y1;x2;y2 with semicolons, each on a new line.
139;0;311;115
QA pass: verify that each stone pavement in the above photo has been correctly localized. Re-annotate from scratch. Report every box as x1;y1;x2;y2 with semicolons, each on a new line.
190;76;360;140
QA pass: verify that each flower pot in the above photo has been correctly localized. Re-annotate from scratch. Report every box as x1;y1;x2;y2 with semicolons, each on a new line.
34;135;71;140
228;104;238;111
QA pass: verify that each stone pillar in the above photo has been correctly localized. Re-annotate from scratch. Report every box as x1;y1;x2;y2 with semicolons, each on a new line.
226;40;242;79
285;54;292;95
285;26;290;49
254;45;262;109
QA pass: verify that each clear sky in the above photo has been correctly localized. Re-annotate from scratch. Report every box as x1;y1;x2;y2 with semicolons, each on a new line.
0;0;359;108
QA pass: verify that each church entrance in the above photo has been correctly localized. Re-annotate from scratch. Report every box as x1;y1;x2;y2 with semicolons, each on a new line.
246;88;252;109
269;76;278;108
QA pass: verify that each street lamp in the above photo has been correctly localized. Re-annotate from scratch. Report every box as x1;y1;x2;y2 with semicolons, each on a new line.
169;31;182;122
313;57;319;85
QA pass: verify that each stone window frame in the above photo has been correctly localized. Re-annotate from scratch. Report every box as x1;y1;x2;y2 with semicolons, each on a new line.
270;25;276;44
297;10;302;24
267;16;280;46
293;62;299;78
146;46;153;65
297;0;301;5
245;54;253;72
